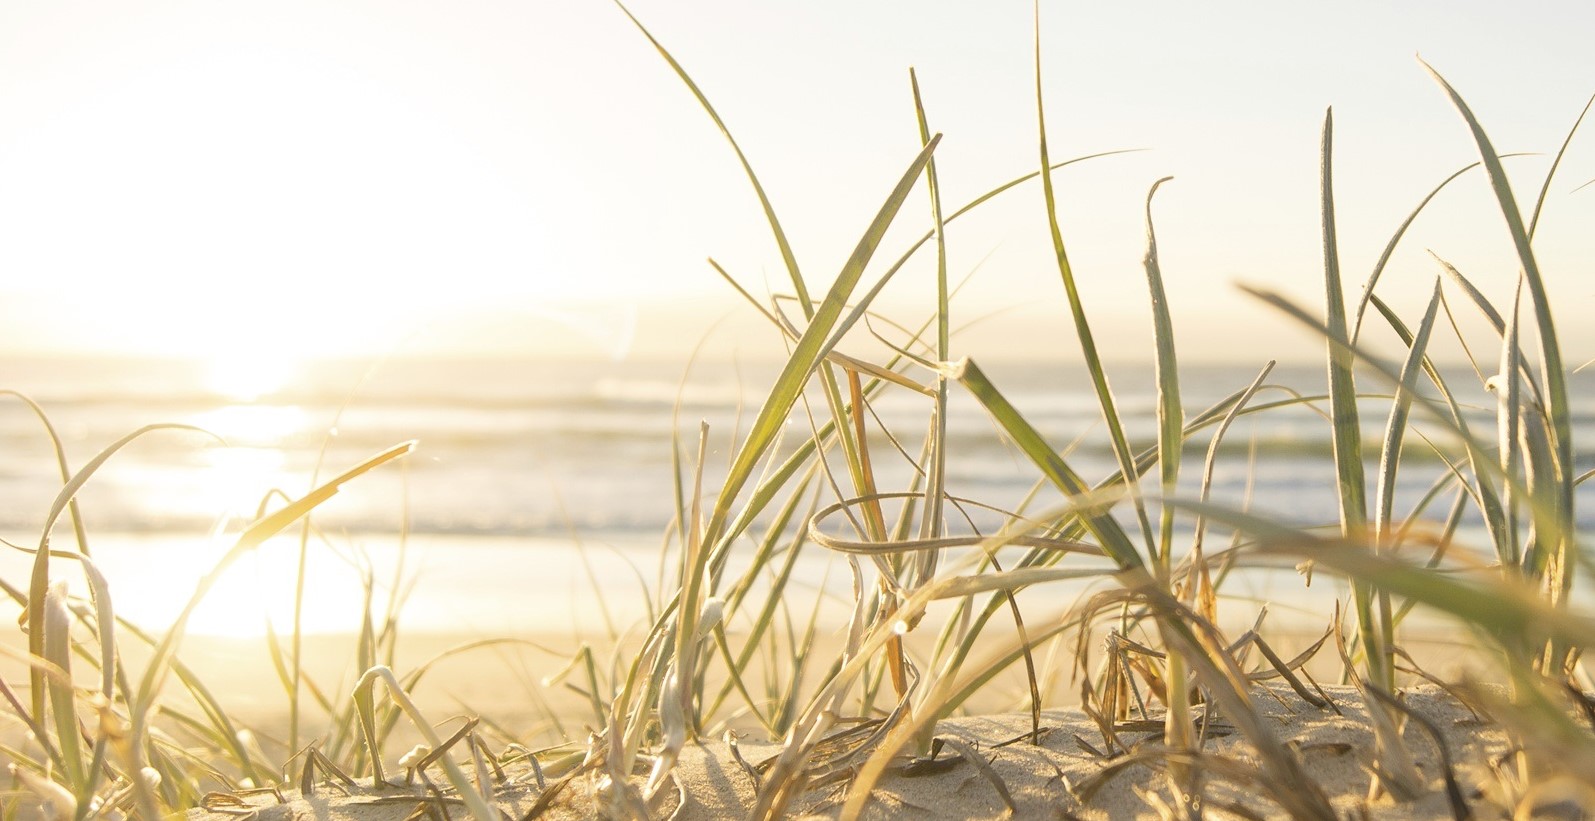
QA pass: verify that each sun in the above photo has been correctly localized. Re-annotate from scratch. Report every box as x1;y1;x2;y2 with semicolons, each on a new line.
204;346;298;402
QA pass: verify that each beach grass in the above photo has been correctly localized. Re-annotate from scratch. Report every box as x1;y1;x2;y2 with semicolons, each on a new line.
3;3;1595;819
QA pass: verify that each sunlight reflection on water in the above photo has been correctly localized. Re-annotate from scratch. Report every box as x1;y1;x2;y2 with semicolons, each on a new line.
0;531;672;638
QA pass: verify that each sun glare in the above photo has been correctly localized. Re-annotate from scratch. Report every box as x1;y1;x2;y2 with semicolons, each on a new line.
204;350;296;402
179;404;309;523
185;536;383;639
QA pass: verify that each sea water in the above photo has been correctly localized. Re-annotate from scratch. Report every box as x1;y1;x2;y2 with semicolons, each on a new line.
2;354;1592;637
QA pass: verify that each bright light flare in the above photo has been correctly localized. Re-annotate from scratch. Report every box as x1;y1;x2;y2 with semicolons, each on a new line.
204;350;296;403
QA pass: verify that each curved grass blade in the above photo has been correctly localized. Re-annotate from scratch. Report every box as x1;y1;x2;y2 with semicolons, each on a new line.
1142;176;1181;570
1420;58;1572;570
1257;286;1561;580
41;582;83;790
1140;174;1197;801
910;67;950;591
352;666;497;821
1370;279;1442;699
1433;253;1546;409
1;392;93;558
1498;283;1526;567
1172;498;1595;650
704;137;939;549
1349;158;1523;341
1528;91;1595;240
1433;253;1507;333
1375;280;1443;534
1318;108;1385;693
129;442;415;783
1370;293;1511;560
1035;27;1154;560
611;4;921;672
951;358;1141;569
611;0;808;309
1190;362;1274;574
701;144;1140;577
27;423;214;723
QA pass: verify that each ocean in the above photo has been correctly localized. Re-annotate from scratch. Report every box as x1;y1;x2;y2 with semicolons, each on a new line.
3;354;1592;637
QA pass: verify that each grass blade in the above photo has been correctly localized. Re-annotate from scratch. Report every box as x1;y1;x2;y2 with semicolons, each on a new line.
0;392;94;559
130;442;415;783
1034;18;1155;560
951;358;1142;569
909;67;950;591
27;424;213;724
1318;108;1383;693
1374;279;1443;534
1498;283;1526;568
1349;159;1511;341
1173;498;1595;649
1528;91;1595;240
1140;174;1197;802
1319;108;1367;537
705;137;939;549
1420;59;1573;564
42;581;83;790
1141;176;1181;570
352;666;497;821
611;1;808;309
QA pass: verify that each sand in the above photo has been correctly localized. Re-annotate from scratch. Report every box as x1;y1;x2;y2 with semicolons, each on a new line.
181;682;1592;820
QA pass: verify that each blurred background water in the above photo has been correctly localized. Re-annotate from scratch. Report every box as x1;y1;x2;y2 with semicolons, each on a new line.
3;354;1592;638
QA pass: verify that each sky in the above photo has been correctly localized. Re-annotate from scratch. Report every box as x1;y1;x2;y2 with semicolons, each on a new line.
0;1;1592;371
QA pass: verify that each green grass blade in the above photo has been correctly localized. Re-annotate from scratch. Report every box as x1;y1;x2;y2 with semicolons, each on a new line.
1318;108;1367;536
1420;59;1573;566
352;666;497;821
669;423;711;748
1191;363;1274;556
1257;287;1540;570
607;0;906;532
1433;253;1508;331
131;442;415;760
1141;176;1181;570
1423;62;1580;672
0;392;94;559
1498;283;1526;567
910;67;950;590
704;136;939;549
1034;23;1155;560
1349;159;1506;341
1528;91;1594;240
71;556;119;807
27;423;213;724
1318;107;1380;688
42;582;83;790
1374;279;1442;535
1522;398;1562;582
951;358;1142;569
1433;253;1546;407
1170;498;1595;649
1371;279;1441;694
612;1;808;310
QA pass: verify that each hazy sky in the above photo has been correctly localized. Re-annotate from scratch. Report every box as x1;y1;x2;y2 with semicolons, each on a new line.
1;2;1592;369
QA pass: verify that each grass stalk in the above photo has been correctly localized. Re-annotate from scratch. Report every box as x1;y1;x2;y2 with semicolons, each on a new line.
1421;59;1576;658
1033;5;1156;563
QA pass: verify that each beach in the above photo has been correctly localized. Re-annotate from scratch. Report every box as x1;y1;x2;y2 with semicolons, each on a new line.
186;682;1583;820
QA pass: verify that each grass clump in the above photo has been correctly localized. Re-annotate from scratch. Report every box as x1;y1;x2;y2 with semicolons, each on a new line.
575;3;1595;819
4;4;1595;820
